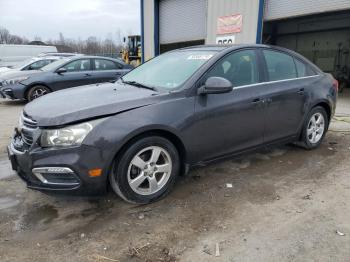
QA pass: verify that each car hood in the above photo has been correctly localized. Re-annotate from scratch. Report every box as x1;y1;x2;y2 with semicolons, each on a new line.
0;70;43;81
0;67;12;74
24;82;160;127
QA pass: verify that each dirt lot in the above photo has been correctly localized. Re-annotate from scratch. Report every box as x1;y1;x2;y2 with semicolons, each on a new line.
1;94;350;262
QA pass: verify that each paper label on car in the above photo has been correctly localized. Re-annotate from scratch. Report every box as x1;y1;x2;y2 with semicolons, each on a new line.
187;54;213;60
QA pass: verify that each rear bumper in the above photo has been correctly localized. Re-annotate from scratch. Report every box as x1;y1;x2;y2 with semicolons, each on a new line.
7;141;109;195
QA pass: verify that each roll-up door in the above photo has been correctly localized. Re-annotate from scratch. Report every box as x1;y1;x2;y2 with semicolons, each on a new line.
159;0;207;44
265;0;350;21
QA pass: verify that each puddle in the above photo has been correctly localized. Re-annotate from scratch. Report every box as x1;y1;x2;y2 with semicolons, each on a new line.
0;197;20;210
15;204;58;231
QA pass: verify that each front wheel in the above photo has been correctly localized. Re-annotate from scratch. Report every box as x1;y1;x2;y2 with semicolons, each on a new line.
299;106;328;149
26;85;50;102
109;136;180;204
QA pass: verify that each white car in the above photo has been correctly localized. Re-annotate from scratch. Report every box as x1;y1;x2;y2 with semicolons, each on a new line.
0;56;60;76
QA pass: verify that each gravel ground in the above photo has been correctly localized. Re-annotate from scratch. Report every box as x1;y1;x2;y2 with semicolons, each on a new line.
0;93;350;262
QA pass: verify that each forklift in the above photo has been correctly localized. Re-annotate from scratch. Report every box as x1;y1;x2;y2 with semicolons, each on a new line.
121;35;142;66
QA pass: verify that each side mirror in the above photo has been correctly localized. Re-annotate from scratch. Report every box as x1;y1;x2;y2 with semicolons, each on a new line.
198;77;233;95
56;68;67;74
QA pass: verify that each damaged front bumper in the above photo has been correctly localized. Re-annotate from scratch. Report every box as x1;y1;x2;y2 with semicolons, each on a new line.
7;131;109;195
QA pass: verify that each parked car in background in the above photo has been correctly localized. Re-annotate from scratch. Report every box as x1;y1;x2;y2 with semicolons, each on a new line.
0;44;57;68
0;56;61;75
38;52;84;57
7;45;337;204
0;56;132;101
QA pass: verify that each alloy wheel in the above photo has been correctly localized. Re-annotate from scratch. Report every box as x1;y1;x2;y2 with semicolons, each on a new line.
307;112;325;144
127;146;172;195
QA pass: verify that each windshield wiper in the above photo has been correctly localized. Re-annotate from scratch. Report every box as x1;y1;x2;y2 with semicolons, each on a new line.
121;77;157;91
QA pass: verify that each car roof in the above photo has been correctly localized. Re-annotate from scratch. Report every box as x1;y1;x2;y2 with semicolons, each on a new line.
176;44;274;52
67;56;125;64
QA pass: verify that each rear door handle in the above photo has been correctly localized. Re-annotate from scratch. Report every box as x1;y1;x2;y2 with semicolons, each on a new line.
85;73;92;77
297;88;305;95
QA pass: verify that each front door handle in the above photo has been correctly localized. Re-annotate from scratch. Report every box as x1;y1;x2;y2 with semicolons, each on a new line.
85;73;92;77
251;98;262;104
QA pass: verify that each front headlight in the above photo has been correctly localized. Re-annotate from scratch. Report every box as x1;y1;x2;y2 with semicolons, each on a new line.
40;118;105;147
3;76;29;86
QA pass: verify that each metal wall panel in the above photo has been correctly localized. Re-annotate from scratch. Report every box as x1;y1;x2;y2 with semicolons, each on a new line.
265;0;350;21
159;0;207;44
142;0;155;61
206;0;260;44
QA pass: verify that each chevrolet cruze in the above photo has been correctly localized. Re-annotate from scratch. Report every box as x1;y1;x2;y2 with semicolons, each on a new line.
7;45;337;204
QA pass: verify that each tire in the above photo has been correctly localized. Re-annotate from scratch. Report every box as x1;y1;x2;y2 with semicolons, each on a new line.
26;85;50;102
109;136;180;204
299;106;329;150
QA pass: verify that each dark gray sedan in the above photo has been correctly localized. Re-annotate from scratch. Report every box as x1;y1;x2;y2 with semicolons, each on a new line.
0;56;132;101
8;45;337;204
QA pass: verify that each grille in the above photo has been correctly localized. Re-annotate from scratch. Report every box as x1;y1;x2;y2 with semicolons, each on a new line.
20;112;38;147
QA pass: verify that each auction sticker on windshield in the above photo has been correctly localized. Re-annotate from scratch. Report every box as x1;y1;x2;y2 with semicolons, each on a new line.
187;54;213;60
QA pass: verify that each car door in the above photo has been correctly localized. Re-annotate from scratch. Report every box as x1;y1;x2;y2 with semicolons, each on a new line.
191;49;265;162
92;58;128;83
258;49;311;142
50;58;94;91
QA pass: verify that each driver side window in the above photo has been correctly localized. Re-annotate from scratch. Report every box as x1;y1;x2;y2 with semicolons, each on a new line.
61;59;91;72
205;50;259;87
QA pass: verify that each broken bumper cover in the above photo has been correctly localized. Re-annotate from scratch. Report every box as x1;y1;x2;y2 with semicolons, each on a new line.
7;140;109;195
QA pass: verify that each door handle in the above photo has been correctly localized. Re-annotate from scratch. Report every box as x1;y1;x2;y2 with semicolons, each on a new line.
297;88;305;95
251;98;262;104
85;73;92;77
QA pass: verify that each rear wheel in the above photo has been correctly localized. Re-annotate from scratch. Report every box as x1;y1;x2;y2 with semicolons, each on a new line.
27;85;50;102
299;106;328;149
109;136;180;204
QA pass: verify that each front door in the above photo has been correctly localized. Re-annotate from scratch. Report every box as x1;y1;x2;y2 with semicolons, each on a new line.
191;49;265;162
51;58;94;91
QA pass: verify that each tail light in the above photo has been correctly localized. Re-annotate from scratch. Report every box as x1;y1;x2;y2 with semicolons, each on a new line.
333;79;339;92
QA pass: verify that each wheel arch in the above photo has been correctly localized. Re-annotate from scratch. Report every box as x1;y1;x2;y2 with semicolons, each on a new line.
110;128;188;177
24;83;52;100
311;100;332;123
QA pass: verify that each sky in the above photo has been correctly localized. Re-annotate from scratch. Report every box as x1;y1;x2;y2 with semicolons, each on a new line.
0;0;140;42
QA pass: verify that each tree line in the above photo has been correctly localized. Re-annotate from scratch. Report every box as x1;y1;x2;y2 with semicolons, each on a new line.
0;26;124;55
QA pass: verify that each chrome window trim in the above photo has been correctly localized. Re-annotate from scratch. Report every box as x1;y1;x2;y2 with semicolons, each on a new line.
233;74;320;90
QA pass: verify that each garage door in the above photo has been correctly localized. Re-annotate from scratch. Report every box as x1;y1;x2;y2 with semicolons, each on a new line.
265;0;350;21
159;0;207;44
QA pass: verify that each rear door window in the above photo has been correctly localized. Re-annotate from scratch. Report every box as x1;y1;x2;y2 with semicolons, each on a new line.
63;59;91;72
294;58;317;77
263;50;297;81
94;59;121;70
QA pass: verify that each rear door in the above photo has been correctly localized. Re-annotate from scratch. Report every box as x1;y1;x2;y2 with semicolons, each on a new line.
92;58;129;83
258;49;315;142
50;58;94;91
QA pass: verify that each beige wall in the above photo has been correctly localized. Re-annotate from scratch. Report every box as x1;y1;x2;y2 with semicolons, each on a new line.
143;0;155;61
206;0;260;45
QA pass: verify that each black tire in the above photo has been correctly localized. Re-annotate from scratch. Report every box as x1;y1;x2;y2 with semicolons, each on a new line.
109;136;180;204
26;85;50;102
299;106;329;150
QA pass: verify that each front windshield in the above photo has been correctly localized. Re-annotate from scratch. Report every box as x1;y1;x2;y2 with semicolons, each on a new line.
41;58;70;71
122;50;217;90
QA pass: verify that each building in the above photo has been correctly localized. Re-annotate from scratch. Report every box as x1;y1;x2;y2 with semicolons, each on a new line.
141;0;350;79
